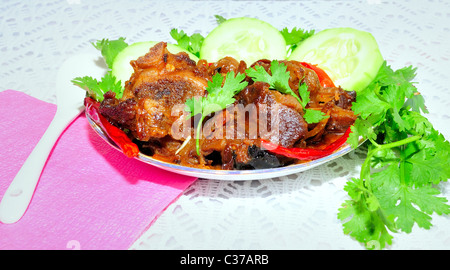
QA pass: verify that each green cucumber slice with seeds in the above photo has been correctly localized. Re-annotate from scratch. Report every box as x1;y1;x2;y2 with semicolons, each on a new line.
112;41;199;87
200;17;286;65
288;27;384;92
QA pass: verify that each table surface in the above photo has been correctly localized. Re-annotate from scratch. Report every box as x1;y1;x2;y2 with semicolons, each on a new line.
1;0;449;250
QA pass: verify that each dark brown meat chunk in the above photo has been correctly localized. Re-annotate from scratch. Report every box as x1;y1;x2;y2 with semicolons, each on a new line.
99;91;136;127
235;81;308;148
100;42;210;141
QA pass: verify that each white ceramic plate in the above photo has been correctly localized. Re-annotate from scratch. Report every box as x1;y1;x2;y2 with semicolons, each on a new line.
86;112;363;180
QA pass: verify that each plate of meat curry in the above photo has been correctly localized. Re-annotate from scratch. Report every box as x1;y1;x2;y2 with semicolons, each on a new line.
80;41;361;180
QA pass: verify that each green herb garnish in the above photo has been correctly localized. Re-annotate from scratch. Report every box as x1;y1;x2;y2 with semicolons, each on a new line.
71;71;123;102
245;61;328;123
214;14;227;25
280;27;315;55
72;38;128;101
339;61;450;249
91;37;128;69
298;82;329;123
185;71;248;155
170;29;205;58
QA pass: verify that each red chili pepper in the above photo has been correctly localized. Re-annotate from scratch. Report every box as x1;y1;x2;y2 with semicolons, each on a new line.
261;127;352;160
84;97;139;158
300;62;336;88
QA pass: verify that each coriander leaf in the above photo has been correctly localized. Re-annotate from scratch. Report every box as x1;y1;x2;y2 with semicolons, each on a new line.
71;76;101;100
214;15;227;24
303;109;328;124
71;71;123;102
92;38;128;69
184;71;248;155
375;62;417;91
246;61;299;102
405;130;450;186
401;110;432;136
351;84;390;123
189;33;205;56
269;61;292;94
205;73;226;95
203;71;248;116
371;163;428;233
297;82;310;108
372;163;450;233
407;149;445;186
169;29;188;50
347;118;376;148
338;178;394;250
280;27;315;45
370;146;398;170
169;29;187;42
245;65;273;85
280;27;315;55
404;93;429;114
298;83;328;124
371;62;419;132
98;72;123;97
352;61;419;131
170;28;205;57
380;84;412;132
184;96;203;118
338;200;394;250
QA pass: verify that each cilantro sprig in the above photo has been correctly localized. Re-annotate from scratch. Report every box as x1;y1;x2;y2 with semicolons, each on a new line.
92;37;128;69
245;61;328;124
280;27;315;56
185;71;248;155
170;29;205;58
339;61;450;249
72;72;123;102
72;38;128;101
214;14;227;25
298;82;329;123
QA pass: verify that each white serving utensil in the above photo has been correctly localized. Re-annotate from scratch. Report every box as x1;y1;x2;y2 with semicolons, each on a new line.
0;52;104;224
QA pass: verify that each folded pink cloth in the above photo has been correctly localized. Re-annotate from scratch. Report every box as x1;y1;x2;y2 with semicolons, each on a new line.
0;90;197;250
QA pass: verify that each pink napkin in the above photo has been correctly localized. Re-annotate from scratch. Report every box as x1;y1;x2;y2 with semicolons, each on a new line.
0;90;197;250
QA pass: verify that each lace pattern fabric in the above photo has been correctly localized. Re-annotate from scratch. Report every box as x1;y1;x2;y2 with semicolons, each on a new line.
1;0;449;249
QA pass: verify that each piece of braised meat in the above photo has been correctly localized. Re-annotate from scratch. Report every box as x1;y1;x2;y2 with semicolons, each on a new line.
100;42;210;141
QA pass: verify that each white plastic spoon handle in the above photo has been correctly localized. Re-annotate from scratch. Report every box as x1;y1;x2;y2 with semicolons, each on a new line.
0;109;81;224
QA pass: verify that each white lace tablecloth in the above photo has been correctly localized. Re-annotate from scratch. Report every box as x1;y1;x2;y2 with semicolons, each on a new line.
1;0;449;250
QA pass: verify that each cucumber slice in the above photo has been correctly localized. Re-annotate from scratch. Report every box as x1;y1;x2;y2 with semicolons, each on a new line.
288;27;384;92
200;17;286;65
112;41;199;87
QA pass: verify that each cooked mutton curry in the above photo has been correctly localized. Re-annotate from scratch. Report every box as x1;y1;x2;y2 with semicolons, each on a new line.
98;42;356;170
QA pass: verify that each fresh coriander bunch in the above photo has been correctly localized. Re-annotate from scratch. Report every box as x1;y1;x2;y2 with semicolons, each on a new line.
339;61;450;249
